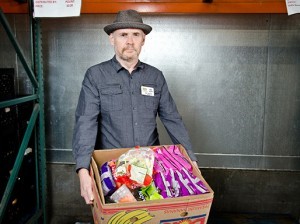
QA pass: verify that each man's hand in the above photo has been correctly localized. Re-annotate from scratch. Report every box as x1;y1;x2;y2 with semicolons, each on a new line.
78;168;94;204
192;161;198;168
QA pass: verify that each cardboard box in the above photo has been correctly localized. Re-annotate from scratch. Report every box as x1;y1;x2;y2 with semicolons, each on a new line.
90;145;214;224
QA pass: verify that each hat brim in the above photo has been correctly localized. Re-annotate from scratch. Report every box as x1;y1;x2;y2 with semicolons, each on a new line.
104;22;152;35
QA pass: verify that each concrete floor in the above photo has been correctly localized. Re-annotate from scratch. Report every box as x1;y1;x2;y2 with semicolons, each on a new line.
75;214;299;224
208;213;299;224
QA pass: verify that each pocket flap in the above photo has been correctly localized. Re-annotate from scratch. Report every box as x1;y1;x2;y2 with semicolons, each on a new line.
101;85;122;95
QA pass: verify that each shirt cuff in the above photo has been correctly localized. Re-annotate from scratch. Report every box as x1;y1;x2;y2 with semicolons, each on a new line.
75;156;92;173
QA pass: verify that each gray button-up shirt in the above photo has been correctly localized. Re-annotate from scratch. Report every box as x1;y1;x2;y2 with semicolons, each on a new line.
72;56;196;171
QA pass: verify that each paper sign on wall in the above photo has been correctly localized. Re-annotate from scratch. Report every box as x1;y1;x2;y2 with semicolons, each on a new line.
33;0;81;17
285;0;300;15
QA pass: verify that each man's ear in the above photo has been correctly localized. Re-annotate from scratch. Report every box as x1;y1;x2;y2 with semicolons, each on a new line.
142;35;145;46
109;33;114;46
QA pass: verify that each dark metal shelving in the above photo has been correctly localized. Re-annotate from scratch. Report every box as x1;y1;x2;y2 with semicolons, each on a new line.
0;3;47;223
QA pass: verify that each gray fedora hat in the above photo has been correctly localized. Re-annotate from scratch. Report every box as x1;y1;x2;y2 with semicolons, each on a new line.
104;9;152;35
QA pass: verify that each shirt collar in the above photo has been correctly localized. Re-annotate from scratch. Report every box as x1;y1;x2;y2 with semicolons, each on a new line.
111;55;144;73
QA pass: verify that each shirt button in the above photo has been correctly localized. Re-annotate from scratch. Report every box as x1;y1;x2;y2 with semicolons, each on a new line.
135;122;138;125
133;107;136;110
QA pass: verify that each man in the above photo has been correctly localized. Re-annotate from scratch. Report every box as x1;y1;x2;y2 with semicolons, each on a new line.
72;9;197;204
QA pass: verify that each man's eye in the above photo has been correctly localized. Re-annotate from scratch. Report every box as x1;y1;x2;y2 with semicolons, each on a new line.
121;33;127;37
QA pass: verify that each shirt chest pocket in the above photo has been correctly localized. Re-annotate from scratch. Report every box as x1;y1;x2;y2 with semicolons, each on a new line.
142;84;160;110
100;85;123;111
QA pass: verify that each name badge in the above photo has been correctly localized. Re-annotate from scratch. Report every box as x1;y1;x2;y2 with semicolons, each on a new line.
141;86;154;96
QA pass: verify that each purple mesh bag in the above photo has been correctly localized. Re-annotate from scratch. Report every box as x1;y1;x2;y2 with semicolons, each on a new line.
153;172;172;198
174;169;195;196
100;162;116;196
180;167;209;194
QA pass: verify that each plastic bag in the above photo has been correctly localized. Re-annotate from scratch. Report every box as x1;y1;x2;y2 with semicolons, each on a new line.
153;145;209;198
110;184;137;203
100;162;116;196
115;146;155;189
154;145;192;172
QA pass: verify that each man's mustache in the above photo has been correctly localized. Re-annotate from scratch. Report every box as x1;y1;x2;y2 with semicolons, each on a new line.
123;47;136;52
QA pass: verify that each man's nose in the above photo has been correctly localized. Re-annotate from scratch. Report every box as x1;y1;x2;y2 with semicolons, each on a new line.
126;35;133;44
